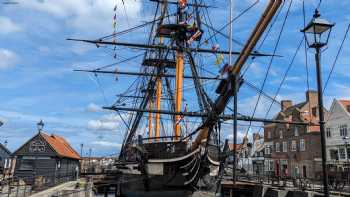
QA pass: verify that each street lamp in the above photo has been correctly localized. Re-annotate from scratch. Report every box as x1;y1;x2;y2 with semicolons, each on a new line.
301;9;334;49
37;120;44;132
301;9;334;197
343;136;349;184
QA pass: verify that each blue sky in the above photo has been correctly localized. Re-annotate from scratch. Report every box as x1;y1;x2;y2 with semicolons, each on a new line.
0;0;349;156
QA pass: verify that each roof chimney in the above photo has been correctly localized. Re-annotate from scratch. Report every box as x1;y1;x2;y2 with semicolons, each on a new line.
306;90;318;105
281;100;293;111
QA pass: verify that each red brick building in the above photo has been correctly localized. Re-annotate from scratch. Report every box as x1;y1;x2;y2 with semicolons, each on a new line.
264;90;324;179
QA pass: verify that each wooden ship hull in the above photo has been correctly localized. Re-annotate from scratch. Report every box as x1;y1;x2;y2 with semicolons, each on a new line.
115;141;220;195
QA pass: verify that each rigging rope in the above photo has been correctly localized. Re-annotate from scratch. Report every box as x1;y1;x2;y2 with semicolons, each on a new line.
257;37;304;133
323;24;350;93
302;0;312;124
245;0;292;137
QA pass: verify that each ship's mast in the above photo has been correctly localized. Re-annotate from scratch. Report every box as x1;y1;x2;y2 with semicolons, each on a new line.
155;74;162;141
174;0;186;140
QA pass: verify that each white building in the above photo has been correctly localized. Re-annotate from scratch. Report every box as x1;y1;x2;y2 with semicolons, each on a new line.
325;99;350;169
237;134;264;175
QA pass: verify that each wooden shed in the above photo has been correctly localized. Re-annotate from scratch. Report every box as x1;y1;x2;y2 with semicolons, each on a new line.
12;131;80;187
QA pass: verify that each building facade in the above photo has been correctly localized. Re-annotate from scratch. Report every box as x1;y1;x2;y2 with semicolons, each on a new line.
0;142;11;174
264;90;323;179
251;133;265;176
13;132;80;186
325;99;350;170
237;136;252;174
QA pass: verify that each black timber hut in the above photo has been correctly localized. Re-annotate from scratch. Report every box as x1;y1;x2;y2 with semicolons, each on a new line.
12;131;80;186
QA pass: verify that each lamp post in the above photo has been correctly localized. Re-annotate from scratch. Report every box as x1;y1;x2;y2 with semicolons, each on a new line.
301;9;334;197
343;136;349;184
37;120;44;132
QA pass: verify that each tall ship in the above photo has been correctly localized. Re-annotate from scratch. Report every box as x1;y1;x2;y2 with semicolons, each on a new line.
69;0;285;195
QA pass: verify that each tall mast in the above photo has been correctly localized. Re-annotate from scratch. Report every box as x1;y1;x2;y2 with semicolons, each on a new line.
174;0;186;140
155;76;162;141
175;51;184;139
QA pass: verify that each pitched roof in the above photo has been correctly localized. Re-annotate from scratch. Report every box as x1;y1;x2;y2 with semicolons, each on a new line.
283;102;306;116
40;132;80;160
0;143;11;155
339;100;350;113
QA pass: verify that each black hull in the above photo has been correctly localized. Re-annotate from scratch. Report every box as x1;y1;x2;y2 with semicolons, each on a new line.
116;142;220;196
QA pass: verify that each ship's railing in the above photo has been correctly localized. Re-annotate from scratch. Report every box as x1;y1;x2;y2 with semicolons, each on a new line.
229;170;350;195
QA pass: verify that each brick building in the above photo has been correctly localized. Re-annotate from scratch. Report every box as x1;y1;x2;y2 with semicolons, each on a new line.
264;90;324;179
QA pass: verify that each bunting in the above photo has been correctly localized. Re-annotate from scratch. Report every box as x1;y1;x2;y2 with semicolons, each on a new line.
112;2;118;58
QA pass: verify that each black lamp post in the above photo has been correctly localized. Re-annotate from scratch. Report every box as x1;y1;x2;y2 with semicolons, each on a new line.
301;9;334;197
343;136;349;184
37;120;44;132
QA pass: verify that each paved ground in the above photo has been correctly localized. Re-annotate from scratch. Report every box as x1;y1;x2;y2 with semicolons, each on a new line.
31;179;93;197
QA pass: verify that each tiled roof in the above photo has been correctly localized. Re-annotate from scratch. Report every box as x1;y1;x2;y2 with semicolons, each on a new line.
339;100;350;113
283;102;307;115
41;132;80;160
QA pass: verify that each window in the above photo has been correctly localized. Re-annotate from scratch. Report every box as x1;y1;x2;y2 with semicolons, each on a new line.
279;130;283;139
265;160;274;171
330;149;339;160
340;148;346;159
326;128;331;138
300;139;305;151
265;146;271;155
312;107;317;116
294;126;299;136
276;142;280;152
347;148;350;160
268;131;271;139
19;159;34;171
283;141;287;152
340;125;348;137
291;140;297;152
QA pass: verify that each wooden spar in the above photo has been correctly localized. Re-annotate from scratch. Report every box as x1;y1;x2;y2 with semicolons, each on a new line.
148;99;153;143
192;0;284;150
155;77;162;141
66;38;280;57
104;106;313;126
174;52;184;139
231;0;282;75
74;69;221;80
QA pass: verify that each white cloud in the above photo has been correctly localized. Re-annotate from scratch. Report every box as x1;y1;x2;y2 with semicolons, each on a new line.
86;102;102;112
20;0;142;33
0;49;18;70
87;119;119;131
0;16;21;34
92;140;122;148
